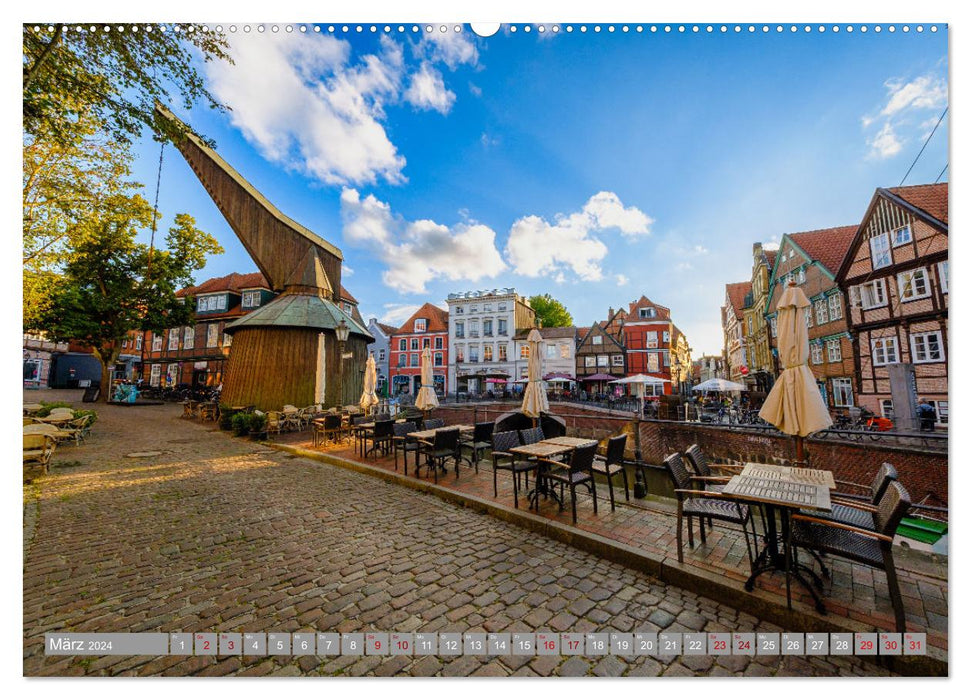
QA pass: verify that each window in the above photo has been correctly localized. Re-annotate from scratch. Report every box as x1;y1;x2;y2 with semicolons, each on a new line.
871;337;899;366
455;322;464;338
483;304;492;312
597;355;609;367
422;338;430;349
498;302;507;311
183;326;194;349
411;339;419;351
455;306;464;314
399;339;407;351
892;224;912;246
826;339;842;363
498;344;507;362
469;321;479;337
241;290;261;308
410;353;419;367
197;296;210;312
469;305;478;313
435;337;443;350
592;335;603;345
497;319;507;336
832;378;853;407
897;268;930;302
797;267;806;284
414;319;427;333
166;363;179;385
207;324;219;348
938;261;948;293
135;335;143;351
929;400;949;424
560;344;570;359
483;320;493;336
520;344;530;359
149;364;161;386
662;331;670;344
647;353;659;372
469;346;479;363
612;354;624;367
434;352;443;366
378;349;385;362
828;292;843;321
546;344;557;359
811;343;823;365
646;331;658;349
880;399;894;419
639;307;657;319
910;331;944;363
398;353;406;367
584;356;596;368
483;345;493;362
456;346;464;362
814;299;829;325
663;351;671;367
223;333;232;348
168;328;179;351
860;280;887;309
770;316;777;338
869;232;892;269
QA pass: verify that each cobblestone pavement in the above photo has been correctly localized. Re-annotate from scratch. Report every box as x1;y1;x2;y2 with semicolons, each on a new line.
23;391;890;677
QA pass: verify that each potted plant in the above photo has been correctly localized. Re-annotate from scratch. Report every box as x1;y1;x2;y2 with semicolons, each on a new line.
249;413;268;441
219;404;236;431
231;412;251;437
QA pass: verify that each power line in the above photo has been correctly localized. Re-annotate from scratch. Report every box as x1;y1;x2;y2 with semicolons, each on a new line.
934;162;948;184
899;106;947;187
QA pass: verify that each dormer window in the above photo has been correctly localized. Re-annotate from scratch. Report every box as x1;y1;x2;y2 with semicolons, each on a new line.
414;318;427;333
241;290;261;308
197;295;227;312
639;307;657;319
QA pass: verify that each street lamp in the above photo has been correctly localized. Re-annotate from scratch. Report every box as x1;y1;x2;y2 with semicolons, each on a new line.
335;318;350;408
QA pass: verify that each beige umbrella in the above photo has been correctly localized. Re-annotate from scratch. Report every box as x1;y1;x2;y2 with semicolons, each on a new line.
521;328;549;420
415;346;439;413
359;353;379;415
759;283;832;463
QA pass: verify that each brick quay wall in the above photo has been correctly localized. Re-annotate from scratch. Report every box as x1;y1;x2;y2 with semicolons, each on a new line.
432;401;948;507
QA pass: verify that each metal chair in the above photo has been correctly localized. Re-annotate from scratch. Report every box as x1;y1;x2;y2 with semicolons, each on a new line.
808;463;899;531
392;421;419;474
364;419;395;457
417;427;461;483
519;426;545;445
663;452;756;571
787;481;912;632
591;434;629;511
460;422;494;473
491;430;532;508
543;442;598;524
423;418;444;430
314;413;344;447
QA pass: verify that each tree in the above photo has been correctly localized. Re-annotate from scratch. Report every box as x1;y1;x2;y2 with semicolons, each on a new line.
39;205;223;402
23;23;231;146
529;294;574;328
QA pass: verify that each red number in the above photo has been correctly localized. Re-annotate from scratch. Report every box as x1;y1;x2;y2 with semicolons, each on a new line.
739;641;751;650
374;640;381;650
861;641;873;650
544;641;555;650
714;641;726;651
568;640;578;650
203;640;210;650
227;641;234;650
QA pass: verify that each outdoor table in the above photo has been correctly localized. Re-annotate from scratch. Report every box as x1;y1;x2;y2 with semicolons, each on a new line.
24;423;71;440
23;403;44;415
543;436;599;448
353;419;407;456
723;462;834;613
34;414;74;425
509;440;576;511
182;401;200;419
407;425;474;473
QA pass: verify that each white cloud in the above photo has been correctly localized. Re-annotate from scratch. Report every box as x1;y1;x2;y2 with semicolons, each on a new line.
404;62;455;114
480;132;500;148
881;75;947;117
340;188;507;294
417;31;479;70
342;264;354;277
380;303;421;326
615;274;630;286
468;82;482;97
868;122;903;159
505;192;653;282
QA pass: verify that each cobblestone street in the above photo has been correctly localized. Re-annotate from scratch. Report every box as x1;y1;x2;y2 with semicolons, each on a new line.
23;391;890;677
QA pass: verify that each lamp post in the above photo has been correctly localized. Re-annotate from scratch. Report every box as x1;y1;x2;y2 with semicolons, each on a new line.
335;318;350;408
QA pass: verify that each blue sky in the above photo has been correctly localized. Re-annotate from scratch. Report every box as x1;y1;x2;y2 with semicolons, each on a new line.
131;24;948;355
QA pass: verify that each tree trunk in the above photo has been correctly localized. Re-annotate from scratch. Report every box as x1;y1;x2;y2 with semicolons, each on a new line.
92;345;119;404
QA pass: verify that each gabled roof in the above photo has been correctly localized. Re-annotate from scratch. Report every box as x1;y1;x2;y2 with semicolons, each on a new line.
577;321;625;352
725;282;752;319
787;225;858;276
177;272;269;297
576;327;590;342
887;183;948;225
375;321;397;336
393;302;449;334
764;249;778;270
627;295;671;320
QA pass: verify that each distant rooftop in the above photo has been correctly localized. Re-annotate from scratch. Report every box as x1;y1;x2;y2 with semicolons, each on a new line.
447;288;522;301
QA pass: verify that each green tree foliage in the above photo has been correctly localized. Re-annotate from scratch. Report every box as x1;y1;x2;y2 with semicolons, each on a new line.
39;207;223;401
529;294;574;328
23;23;231;146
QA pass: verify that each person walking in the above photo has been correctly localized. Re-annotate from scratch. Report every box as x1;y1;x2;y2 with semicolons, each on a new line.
917;398;936;432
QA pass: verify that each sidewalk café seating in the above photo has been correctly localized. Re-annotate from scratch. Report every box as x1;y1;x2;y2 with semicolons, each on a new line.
801;463;899;532
684;444;736;527
423;417;444;431
63;414;95;445
591;434;629;511
364;419;395;457
787;481;912;632
542;442;599;524
416;427;461;483
460;421;494;473
664;452;756;570
519;426;545;445
314;413;344;447
24;422;74;444
23;434;56;474
266;411;286;436
491;430;532;508
392;421;419;474
200;403;219;422
181;401;199;419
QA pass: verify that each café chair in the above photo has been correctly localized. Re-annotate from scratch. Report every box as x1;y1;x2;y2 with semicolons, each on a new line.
591;434;629;511
417;427;461;483
542;442;598;524
392;421;419;474
491;430;532;509
460;422;494;473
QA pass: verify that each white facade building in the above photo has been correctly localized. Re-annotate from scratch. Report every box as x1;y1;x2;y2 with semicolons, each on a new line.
447;288;535;396
512;327;579;383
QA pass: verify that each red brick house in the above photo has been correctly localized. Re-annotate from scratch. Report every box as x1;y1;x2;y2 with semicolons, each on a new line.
623;296;689;395
836;183;948;428
766;225;857;410
722;281;752;383
138;272;362;388
389;303;449;396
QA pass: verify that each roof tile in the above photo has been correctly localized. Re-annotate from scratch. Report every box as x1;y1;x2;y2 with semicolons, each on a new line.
887;183;948;225
788;225;858;276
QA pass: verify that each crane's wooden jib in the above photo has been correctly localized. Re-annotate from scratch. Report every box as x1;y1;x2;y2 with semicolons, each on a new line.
158;107;342;298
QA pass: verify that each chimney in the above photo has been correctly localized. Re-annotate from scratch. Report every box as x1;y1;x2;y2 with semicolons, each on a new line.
608;307;614;319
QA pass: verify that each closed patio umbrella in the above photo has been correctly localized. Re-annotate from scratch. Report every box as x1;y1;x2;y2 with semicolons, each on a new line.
415;346;439;413
359;353;379;415
521;328;549;420
759;283;832;463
